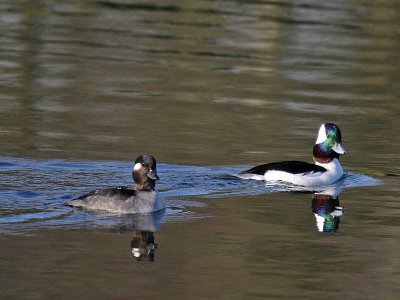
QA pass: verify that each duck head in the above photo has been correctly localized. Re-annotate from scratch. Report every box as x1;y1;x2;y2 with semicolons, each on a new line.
313;123;346;163
132;154;159;191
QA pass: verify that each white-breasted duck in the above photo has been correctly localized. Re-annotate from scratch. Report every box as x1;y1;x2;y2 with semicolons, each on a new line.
238;123;346;187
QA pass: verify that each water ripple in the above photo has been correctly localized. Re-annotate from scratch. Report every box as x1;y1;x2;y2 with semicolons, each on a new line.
0;157;382;234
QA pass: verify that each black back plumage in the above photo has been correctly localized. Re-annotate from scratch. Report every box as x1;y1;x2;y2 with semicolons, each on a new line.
241;160;327;175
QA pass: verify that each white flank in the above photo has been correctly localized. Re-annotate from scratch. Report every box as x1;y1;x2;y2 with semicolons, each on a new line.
239;158;344;187
236;173;265;180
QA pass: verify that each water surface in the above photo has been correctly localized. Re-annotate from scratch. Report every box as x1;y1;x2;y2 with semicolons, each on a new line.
0;156;381;234
0;0;399;299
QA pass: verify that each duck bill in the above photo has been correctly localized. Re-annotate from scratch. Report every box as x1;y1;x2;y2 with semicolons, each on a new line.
332;143;346;154
147;169;159;181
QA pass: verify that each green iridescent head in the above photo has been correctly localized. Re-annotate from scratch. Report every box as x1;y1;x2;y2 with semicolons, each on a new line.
313;123;346;163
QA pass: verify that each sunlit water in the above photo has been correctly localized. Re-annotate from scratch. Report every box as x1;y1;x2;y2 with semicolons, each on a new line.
1;0;399;298
0;156;381;234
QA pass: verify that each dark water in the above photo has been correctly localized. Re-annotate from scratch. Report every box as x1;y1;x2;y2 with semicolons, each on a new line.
1;0;399;298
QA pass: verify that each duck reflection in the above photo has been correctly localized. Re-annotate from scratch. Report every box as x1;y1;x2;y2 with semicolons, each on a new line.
311;185;343;233
131;230;157;261
128;209;165;262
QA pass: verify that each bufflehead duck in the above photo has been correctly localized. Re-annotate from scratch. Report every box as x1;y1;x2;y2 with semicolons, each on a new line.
238;123;346;187
68;154;165;214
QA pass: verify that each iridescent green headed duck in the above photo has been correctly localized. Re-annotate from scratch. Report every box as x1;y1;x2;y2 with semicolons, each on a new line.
238;123;346;187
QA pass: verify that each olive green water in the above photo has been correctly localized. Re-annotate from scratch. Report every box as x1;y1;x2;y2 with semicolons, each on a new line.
0;0;399;299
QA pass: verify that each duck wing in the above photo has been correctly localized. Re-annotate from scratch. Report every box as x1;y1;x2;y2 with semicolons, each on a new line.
74;186;136;202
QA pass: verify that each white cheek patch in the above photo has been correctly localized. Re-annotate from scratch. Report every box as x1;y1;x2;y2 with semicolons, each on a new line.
315;124;327;144
133;163;143;171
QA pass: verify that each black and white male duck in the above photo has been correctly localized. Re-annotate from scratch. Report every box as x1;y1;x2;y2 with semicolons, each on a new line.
238;123;346;187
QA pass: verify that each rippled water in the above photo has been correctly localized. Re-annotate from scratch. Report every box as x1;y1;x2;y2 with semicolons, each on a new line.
1;0;399;298
0;156;381;235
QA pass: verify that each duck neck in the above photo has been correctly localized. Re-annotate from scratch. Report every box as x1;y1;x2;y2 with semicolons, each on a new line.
132;169;156;191
134;180;156;192
313;143;340;164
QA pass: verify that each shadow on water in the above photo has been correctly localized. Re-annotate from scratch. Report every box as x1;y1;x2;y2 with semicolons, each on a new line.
0;156;382;242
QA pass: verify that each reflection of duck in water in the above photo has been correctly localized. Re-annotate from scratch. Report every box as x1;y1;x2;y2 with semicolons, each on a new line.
312;185;343;233
131;230;157;262
238;123;346;187
129;209;165;262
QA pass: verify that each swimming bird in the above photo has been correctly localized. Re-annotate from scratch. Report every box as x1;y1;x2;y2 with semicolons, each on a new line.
238;123;346;187
68;154;165;214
